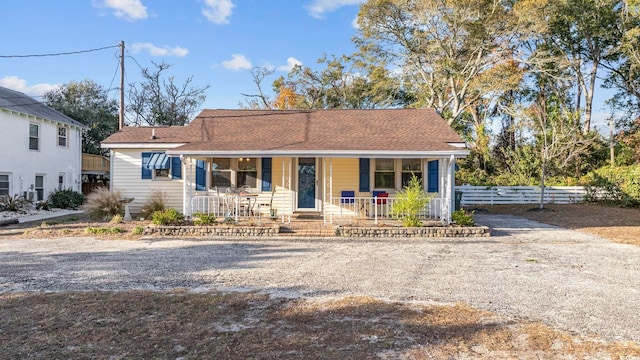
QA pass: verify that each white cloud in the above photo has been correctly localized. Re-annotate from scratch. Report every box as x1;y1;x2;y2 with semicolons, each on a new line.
307;0;364;18
277;57;303;72
131;42;189;57
94;0;148;21
222;54;252;71
202;0;234;24
0;76;58;97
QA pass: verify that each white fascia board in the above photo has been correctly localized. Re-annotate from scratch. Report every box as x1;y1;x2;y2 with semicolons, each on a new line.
166;149;470;158
447;142;468;148
1;108;88;130
101;143;186;149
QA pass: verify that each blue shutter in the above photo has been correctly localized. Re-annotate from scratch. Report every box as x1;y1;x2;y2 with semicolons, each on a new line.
141;152;152;179
195;160;206;191
170;157;182;179
359;158;370;192
261;157;272;191
428;160;439;193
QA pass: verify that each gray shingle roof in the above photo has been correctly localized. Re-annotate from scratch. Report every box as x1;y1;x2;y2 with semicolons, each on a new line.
0;86;87;129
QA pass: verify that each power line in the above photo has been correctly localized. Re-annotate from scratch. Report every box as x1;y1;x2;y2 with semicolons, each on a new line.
0;44;119;58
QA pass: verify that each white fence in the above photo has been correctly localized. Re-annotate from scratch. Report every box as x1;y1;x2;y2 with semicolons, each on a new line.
457;185;588;206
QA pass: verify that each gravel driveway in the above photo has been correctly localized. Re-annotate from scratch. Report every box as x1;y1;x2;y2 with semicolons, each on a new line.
1;214;638;343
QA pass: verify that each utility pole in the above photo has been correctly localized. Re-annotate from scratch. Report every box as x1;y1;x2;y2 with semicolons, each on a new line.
119;40;125;130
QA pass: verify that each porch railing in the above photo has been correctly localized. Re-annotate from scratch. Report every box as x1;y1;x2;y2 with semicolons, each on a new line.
191;195;263;222
325;196;444;224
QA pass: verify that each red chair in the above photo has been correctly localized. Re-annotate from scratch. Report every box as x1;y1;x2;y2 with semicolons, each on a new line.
372;191;388;204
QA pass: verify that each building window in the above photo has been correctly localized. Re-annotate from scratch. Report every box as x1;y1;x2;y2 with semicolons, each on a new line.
374;158;395;189
58;126;67;147
401;159;422;187
35;175;44;201
0;174;9;197
58;173;65;190
211;158;232;188
29;124;39;150
237;158;257;188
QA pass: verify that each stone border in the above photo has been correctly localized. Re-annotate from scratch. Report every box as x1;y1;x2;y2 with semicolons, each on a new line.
334;225;490;238
144;225;280;237
143;224;490;238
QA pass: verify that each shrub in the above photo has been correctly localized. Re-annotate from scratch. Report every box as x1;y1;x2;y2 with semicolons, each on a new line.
390;174;432;227
35;200;51;211
452;209;475;226
151;208;184;225
193;212;217;226
132;226;145;235
581;165;640;207
110;214;124;224
84;226;124;235
141;190;168;219
50;189;84;209
82;188;124;221
0;194;26;212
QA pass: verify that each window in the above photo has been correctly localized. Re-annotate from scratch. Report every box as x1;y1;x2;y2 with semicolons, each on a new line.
58;126;67;147
29;124;39;150
0;174;9;197
237;158;257;188
58;173;65;190
401;159;422;187
374;158;395;189
211;158;232;188
35;175;44;201
141;152;181;180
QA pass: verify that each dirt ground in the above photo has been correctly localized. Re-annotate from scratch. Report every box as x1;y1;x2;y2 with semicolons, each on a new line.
478;203;640;246
1;203;639;358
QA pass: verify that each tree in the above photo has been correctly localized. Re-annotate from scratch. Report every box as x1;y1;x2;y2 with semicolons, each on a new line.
44;80;118;155
127;61;209;126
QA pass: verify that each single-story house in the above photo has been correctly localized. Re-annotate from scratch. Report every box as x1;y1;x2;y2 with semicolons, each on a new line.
101;109;469;223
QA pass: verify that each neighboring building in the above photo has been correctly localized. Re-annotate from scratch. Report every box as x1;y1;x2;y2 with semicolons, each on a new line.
0;86;87;201
101;109;469;223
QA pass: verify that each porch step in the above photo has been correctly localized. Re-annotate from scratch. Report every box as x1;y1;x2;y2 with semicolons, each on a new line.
278;225;336;237
292;212;324;221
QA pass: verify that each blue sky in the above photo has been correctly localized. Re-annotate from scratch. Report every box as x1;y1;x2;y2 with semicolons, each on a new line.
0;0;614;131
0;0;364;113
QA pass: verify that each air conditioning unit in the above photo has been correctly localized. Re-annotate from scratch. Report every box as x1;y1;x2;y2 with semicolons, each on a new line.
22;190;35;201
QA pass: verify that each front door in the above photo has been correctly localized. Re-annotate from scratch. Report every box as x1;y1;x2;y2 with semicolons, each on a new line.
297;157;316;210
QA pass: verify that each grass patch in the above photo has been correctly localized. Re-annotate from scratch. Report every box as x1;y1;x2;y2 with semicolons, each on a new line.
0;291;638;359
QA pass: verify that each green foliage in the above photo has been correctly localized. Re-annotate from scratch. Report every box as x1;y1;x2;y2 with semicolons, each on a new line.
35;200;51;211
84;226;124;235
151;208;185;225
82;188;124;221
581;165;640;207
49;189;84;210
193;212;217;226
141;190;168;219
132;226;145;236
452;210;475;227
390;175;432;227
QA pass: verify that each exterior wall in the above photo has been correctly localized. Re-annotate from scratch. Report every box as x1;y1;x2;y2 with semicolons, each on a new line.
110;149;183;215
0;110;82;200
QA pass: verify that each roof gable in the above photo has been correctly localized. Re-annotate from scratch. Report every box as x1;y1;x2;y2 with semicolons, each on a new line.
0;86;87;129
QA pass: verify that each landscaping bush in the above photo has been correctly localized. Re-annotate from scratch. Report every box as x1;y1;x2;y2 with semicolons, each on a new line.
132;226;145;235
109;214;124;224
141;190;168;219
151;208;184;225
452;209;475;226
581;165;640;207
49;189;84;209
84;226;124;235
0;194;26;212
82;188;124;221
193;212;217;226
390;174;432;227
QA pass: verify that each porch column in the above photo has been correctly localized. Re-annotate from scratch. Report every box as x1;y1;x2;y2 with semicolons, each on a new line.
329;158;333;224
182;155;188;216
441;155;455;224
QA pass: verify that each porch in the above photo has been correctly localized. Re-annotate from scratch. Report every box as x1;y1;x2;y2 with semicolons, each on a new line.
182;155;458;225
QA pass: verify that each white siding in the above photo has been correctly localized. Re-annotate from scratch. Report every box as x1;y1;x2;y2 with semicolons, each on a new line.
0;110;82;200
111;149;183;215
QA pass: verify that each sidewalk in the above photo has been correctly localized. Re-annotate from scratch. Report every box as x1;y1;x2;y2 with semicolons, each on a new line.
17;210;84;224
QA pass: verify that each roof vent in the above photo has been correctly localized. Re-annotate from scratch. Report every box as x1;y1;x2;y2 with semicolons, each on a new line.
150;129;157;140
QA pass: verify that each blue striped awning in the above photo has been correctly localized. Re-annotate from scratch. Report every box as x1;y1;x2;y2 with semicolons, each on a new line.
147;153;170;169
